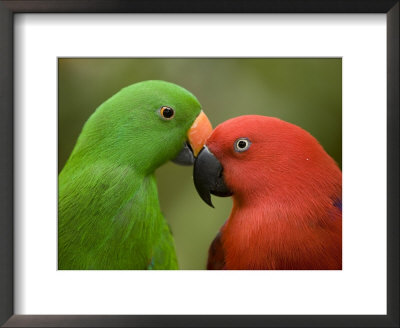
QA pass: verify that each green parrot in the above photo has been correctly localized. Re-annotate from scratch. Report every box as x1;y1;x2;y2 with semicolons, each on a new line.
58;80;212;270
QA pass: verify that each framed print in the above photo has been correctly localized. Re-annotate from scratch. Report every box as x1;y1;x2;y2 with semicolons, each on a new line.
56;57;342;272
0;1;398;327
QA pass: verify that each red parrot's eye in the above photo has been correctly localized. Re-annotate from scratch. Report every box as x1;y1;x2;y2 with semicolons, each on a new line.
159;106;175;120
234;138;251;152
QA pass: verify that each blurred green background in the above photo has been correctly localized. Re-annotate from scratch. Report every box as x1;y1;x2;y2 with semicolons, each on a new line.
58;58;342;269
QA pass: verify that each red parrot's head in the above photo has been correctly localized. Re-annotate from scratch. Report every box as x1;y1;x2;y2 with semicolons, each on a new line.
193;115;341;207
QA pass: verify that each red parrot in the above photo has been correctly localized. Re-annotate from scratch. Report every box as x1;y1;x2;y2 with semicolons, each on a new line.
193;115;342;270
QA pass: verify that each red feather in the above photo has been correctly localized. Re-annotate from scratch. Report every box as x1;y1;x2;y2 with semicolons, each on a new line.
207;232;226;270
206;116;342;270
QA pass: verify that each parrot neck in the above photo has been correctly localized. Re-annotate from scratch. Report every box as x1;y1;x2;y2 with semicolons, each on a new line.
221;180;342;270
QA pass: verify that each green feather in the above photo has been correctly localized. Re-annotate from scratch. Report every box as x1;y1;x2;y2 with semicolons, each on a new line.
58;80;201;269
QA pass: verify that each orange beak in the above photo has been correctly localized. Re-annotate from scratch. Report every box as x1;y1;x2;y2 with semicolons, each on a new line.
187;110;213;157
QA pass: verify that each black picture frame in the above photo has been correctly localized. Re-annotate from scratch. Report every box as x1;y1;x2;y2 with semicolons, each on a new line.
0;1;398;327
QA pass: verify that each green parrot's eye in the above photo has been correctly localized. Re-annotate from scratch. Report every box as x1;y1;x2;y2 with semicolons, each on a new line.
234;138;251;152
159;106;175;120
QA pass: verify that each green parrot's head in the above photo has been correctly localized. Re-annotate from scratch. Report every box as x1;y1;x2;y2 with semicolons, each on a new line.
71;80;212;174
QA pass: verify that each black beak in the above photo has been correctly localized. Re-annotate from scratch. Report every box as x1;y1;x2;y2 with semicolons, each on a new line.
193;146;233;208
172;142;195;166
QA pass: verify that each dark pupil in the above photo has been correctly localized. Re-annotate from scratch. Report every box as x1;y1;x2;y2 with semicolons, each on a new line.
163;107;174;118
238;140;247;148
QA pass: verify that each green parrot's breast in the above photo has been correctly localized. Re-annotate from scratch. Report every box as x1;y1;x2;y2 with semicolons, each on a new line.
58;163;178;270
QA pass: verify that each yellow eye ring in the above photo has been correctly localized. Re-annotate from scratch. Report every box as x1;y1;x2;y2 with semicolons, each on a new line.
159;106;175;120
